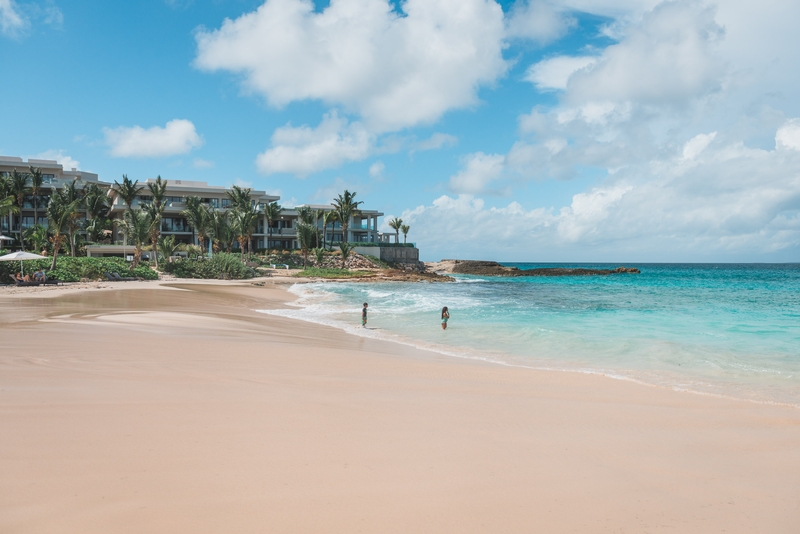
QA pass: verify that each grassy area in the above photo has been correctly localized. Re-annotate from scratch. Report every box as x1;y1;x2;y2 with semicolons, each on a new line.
295;267;375;279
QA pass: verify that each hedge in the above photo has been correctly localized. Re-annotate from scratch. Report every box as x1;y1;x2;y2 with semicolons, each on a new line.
0;254;158;283
161;253;257;279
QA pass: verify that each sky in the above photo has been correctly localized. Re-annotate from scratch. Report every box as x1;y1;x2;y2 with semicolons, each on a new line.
1;0;799;262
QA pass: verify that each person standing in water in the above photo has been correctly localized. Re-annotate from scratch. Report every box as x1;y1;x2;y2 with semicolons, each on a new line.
441;306;450;330
362;302;368;328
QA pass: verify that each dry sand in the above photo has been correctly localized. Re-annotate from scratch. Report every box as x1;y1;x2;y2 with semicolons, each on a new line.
1;280;798;533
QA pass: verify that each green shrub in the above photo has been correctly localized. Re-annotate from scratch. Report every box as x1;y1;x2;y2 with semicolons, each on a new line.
161;253;257;279
0;254;158;283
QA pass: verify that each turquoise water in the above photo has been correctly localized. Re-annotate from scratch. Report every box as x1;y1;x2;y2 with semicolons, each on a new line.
260;264;800;405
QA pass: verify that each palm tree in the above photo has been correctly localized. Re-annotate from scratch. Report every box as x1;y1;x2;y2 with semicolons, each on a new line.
263;201;283;252
322;210;338;250
23;224;49;254
29;166;44;230
338;242;354;269
182;196;212;256
144;176;168;268
113;174;143;244
314;209;325;248
0;195;18;223
227;185;252;210
401;224;410;244
231;202;259;259
332;190;363;246
388;217;403;244
58;180;84;257
9;169;29;250
0;193;18;249
296;221;318;268
157;235;179;262
46;193;81;271
144;202;164;268
210;208;233;253
83;183;112;242
120;208;152;269
113;174;143;211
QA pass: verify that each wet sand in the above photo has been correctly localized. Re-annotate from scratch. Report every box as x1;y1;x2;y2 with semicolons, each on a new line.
1;280;799;533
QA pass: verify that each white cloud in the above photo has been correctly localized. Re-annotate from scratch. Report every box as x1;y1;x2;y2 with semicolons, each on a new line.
369;161;385;178
566;1;725;105
505;0;576;44
0;0;25;36
776;119;800;151
103;119;204;158
525;55;596;91
255;111;374;176
31;149;79;170
405;124;800;261
193;158;215;169
413;133;458;152
194;0;507;131
682;132;716;160
449;152;506;194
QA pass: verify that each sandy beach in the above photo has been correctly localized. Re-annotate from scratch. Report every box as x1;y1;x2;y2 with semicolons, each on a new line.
1;280;798;533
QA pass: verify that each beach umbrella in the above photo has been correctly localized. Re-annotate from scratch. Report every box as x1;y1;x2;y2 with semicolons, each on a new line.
0;251;47;276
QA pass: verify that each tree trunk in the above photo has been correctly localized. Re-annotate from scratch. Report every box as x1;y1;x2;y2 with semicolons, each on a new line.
152;238;159;269
131;246;142;269
49;236;61;271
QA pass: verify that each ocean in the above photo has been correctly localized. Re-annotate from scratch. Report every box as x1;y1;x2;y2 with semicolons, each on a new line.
258;264;800;406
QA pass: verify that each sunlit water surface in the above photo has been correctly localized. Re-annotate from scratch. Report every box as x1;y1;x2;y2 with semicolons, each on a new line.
258;264;800;406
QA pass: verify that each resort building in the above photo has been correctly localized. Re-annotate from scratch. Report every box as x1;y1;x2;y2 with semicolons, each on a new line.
0;156;105;237
1;156;386;254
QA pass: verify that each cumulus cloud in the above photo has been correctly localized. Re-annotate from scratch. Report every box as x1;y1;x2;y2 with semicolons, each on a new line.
369;161;385;178
0;0;25;36
193;158;215;169
31;149;80;170
565;1;725;105
413;133;458;152
776;119;800;151
525;55;596;91
194;0;507;131
256;111;374;176
505;0;576;44
103;119;204;158
404;128;800;261
449;152;506;194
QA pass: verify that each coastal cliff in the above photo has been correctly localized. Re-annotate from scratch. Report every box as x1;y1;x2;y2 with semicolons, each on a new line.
426;260;640;277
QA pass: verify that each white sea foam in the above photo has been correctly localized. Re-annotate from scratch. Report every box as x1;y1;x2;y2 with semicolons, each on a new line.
257;275;800;409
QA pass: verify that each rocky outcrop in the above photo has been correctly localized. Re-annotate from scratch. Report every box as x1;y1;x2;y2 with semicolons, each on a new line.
425;260;640;277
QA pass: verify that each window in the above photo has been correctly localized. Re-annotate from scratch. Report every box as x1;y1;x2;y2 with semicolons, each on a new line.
221;199;232;208
161;218;189;232
42;174;55;184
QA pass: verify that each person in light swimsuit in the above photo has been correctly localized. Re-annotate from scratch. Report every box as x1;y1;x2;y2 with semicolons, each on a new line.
441;306;450;330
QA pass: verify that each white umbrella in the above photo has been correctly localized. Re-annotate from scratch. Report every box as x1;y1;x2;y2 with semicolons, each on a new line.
0;251;47;276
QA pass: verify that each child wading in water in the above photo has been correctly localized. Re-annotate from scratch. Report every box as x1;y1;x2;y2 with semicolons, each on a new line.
441;306;450;330
362;302;368;328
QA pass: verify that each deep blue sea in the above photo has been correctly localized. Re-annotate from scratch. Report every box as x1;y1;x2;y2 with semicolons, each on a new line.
259;264;800;406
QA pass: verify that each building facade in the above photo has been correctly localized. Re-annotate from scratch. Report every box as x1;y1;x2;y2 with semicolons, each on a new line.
1;156;384;253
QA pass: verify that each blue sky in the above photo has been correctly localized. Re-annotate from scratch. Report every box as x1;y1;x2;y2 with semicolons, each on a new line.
2;0;799;261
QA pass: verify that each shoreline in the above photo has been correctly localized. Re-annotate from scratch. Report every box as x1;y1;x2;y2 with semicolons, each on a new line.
2;280;799;532
266;279;800;409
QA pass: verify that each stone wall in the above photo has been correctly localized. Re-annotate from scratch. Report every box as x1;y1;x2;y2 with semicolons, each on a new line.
353;246;419;264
